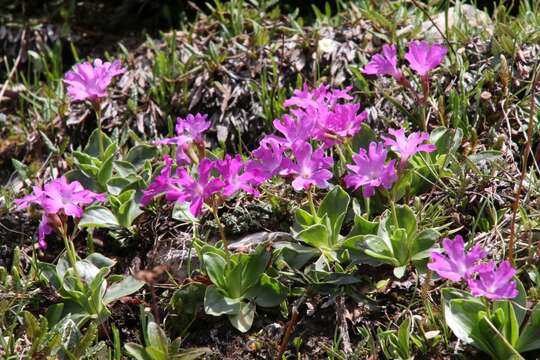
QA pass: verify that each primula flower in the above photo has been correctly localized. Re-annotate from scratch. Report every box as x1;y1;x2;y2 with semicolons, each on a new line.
404;41;447;78
281;142;333;191
270;114;315;149
427;235;487;282
363;44;404;81
246;137;284;183
64;59;125;102
216;155;259;197
343;142;397;197
280;84;365;147
156;114;210;165
467;261;519;300
174;159;224;216
316;103;367;147
141;156;177;205
382;128;436;166
15;176;105;249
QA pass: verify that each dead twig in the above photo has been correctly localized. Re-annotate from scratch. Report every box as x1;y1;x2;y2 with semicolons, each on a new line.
0;29;26;103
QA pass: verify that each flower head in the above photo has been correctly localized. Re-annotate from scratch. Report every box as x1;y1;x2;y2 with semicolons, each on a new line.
15;176;105;249
343;142;397;197
156;114;210;165
271;114;315;149
467;261;519;300
64;59;125;102
404;41;447;77
246;137;284;183
363;44;403;80
281;142;333;191
216;155;259;197
141;156;177;205
382;128;436;166
427;235;487;282
175;159;224;216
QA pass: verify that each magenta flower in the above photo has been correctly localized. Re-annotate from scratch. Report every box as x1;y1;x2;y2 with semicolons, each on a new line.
246;137;284;183
382;128;436;166
175;159;224;216
467;261;519;300
427;235;487;282
284;83;352;109
281;142;333;191
343;142;397;197
216;155;259;197
156;114;210;165
404;41;447;78
15;176;106;249
141;156;177;205
64;59;125;102
363;44;404;81
271;114;315;149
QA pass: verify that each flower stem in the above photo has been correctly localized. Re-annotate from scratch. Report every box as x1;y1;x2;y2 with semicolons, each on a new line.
388;193;399;228
211;199;228;255
59;225;83;288
307;187;319;221
94;102;105;158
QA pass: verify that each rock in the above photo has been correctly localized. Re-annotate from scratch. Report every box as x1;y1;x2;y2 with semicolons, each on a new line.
146;232;198;280
228;231;293;253
421;4;492;41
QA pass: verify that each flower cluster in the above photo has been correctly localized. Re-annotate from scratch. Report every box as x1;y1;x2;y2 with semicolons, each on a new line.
363;41;447;81
15;177;105;249
141;155;258;217
144;83;438;213
428;235;518;300
344;127;435;197
155;113;210;165
64;59;125;102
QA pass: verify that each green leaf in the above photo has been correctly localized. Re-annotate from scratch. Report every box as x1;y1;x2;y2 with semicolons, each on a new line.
79;206;119;228
84;129;113;158
126;145;158;168
125;343;151;360
517;303;540;352
351;123;376;151
317;185;350;240
390;205;417;238
97;155;115;186
204;286;241;316
228;301;255;333
202;253;227;290
363;235;397;265
86;253;116;269
246;273;284;308
442;288;486;344
103;276;145;304
297;224;330;250
147;321;169;352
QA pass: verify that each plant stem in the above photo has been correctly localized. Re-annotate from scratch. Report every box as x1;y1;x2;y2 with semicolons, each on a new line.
389;194;399;228
365;197;370;220
94;102;105;158
211;198;228;255
59;225;83;288
307;187;318;221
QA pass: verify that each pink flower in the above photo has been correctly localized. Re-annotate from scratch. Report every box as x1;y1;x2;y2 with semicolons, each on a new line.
64;59;125;102
156;114;210;165
174;159;224;217
343;142;397;197
246;137;284;183
141;156;177;205
216;155;259;197
271;114;315;149
317;103;367;147
363;44;404;81
281;142;333;191
279;84;365;147
15;176;106;249
404;41;447;78
467;261;519;300
382;128;436;166
427;235;487;282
